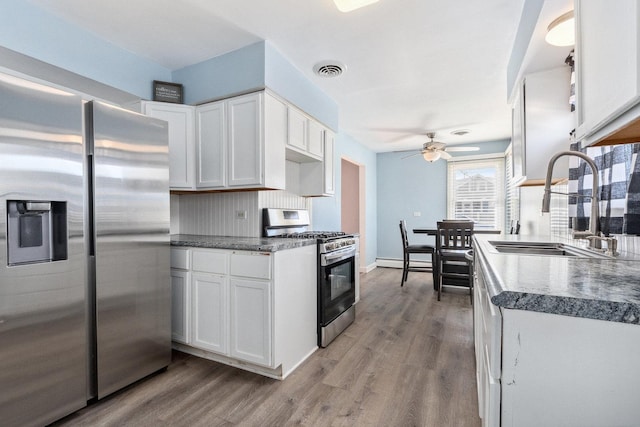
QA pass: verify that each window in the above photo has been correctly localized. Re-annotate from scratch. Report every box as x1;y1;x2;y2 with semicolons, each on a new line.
447;156;505;230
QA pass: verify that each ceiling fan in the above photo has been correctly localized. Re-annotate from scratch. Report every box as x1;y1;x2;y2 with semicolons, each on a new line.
403;132;479;162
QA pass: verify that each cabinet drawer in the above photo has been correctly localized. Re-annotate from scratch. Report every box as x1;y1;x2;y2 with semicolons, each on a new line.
170;248;190;270
230;252;272;279
480;286;502;380
192;249;228;274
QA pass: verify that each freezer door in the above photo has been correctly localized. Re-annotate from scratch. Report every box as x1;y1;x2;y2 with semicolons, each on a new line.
0;74;87;425
89;101;171;399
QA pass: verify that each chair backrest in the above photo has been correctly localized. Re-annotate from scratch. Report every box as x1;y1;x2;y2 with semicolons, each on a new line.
510;220;520;235
436;220;474;250
399;220;409;250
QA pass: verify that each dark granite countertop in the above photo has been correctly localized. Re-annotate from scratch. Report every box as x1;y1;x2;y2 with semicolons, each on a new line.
171;234;317;252
473;234;640;324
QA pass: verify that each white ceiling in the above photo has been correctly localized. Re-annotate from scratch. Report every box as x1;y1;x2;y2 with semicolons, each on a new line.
26;0;546;153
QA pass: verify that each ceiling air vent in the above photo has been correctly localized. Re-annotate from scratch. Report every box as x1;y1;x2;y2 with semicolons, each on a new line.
313;61;346;78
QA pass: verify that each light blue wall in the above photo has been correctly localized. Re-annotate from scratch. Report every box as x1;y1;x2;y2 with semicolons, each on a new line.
264;43;339;131
377;139;510;261
0;0;171;99
172;42;266;104
377;152;447;260
173;41;339;130
313;133;377;267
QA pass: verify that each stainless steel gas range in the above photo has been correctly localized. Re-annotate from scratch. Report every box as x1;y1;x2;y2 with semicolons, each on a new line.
263;208;357;347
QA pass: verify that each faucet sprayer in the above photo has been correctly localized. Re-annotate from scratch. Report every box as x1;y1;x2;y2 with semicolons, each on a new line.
542;151;605;251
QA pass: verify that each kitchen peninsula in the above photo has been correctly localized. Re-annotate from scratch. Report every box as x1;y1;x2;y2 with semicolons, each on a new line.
473;233;640;427
170;234;318;380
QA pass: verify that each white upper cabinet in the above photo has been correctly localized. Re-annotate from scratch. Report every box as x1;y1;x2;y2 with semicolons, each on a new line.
227;94;262;187
307;119;325;159
511;67;573;185
324;130;335;195
299;127;335;196
196;101;226;188
196;91;287;191
287;106;307;152
575;0;640;145
286;105;323;162
140;101;196;190
140;90;327;194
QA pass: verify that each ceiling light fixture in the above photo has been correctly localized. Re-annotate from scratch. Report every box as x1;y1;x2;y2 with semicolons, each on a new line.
422;151;441;163
333;0;379;13
451;129;471;136
545;11;575;46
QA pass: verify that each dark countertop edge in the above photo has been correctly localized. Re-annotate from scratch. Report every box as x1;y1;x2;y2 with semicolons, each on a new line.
170;235;317;252
491;291;640;325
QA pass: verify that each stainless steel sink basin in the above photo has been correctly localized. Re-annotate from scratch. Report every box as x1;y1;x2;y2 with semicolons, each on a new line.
488;241;610;259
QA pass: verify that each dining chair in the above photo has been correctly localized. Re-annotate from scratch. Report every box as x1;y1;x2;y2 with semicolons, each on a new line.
435;220;474;302
399;220;435;287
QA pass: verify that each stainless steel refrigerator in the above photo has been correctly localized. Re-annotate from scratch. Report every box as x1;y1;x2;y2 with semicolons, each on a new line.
0;73;171;426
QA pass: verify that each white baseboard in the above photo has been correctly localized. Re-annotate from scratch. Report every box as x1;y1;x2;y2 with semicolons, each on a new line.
361;262;377;273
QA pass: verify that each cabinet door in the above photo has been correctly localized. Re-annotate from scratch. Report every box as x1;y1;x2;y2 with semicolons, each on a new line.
287;106;308;151
143;102;195;189
576;0;640;138
229;278;272;367
191;272;228;354
307;119;324;159
196;101;226;188
227;93;263;187
324;129;335;195
170;269;190;344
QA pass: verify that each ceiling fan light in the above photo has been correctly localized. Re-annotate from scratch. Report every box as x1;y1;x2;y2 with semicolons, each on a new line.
545;11;575;46
422;151;441;162
333;0;379;12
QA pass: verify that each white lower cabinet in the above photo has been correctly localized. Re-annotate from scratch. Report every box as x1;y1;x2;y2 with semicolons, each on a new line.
170;248;191;344
473;260;501;427
474;250;640;426
229;278;271;366
171;245;317;379
170;269;190;344
191;272;228;354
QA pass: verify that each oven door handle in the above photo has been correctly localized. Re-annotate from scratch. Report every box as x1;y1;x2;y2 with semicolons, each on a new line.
321;246;356;265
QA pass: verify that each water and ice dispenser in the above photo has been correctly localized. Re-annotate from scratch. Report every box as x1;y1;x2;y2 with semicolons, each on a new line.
6;200;67;265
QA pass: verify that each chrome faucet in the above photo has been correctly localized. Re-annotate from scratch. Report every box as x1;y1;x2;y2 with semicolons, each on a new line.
541;151;604;251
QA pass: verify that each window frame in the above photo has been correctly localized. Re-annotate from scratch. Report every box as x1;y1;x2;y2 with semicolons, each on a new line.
447;154;506;230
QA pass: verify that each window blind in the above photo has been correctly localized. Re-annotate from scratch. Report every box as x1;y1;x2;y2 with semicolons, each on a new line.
447;157;505;229
504;145;520;232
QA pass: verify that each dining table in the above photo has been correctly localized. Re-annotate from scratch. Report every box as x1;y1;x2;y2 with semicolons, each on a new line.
413;227;501;291
413;228;502;235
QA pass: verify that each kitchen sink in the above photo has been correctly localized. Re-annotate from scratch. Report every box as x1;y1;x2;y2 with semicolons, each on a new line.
487;241;610;259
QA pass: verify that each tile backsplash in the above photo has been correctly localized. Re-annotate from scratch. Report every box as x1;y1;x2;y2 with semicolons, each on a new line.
174;190;310;237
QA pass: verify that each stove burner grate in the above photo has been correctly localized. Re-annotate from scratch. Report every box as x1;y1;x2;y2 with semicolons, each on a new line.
281;231;347;239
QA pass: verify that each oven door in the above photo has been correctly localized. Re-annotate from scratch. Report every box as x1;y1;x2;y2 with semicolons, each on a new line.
319;248;356;326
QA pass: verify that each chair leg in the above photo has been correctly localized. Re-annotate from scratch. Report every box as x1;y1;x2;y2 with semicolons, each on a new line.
401;253;408;286
432;254;438;291
437;261;442;301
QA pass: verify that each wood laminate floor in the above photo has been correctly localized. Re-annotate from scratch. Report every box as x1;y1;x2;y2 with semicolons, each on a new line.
53;267;480;427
